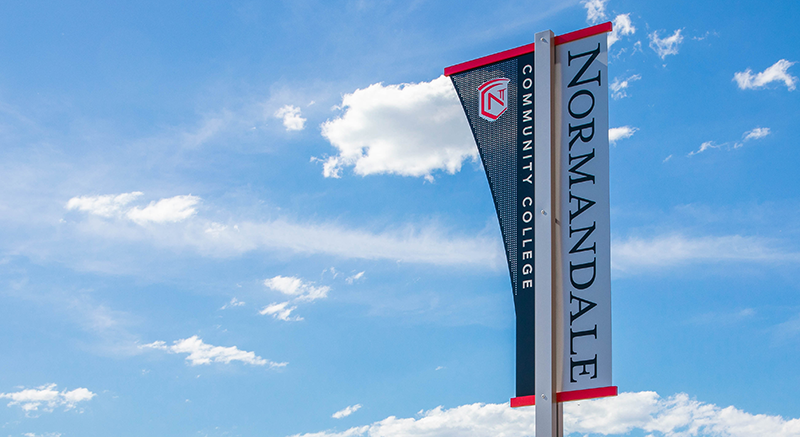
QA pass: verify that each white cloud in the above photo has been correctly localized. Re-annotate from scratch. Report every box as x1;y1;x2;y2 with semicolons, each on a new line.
261;275;329;321
275;105;307;131
0;384;95;414
65;192;143;218
126;195;200;224
66;196;502;269
612;234;800;273
609;126;637;144
140;336;286;368
582;0;607;24
610;74;641;99
220;297;245;310
608;14;635;47
690;127;771;155
689;308;755;326
205;222;228;235
66;192;200;225
346;271;365;284
649;29;684;59
734;59;797;91
323;267;340;279
180;110;234;148
775;313;800;342
264;275;329;302
333;404;362;419
259;301;302;321
60;387;94;404
688;140;719;156
292;391;800;437
693;31;717;41
743;127;771;141
318;75;476;180
23;433;62;437
263;276;305;297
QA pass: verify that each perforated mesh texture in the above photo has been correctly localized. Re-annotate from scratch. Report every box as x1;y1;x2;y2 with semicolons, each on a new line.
450;59;519;293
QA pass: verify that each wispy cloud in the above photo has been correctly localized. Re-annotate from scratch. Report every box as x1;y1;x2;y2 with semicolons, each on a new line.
332;404;362;419
65;196;502;269
261;275;330;321
65;192;143;218
275;105;307;131
109;81;330;152
743;127;771;141
734;59;797;91
649;29;684;59
774;313;800;343
582;0;607;24
689;127;771;156
292;391;800;437
608;14;635;47
220;297;245;310
609;126;637;144
688;308;755;326
688;140;720;156
693;31;718;41
180;110;235;149
1;279;142;357
346;271;365;284
318;75;475;181
0;384;95;414
612;234;800;273
264;275;329;302
259;301;301;321
126;195;200;224
207;219;501;267
66;192;200;225
140;336;286;368
610;74;641;99
322;267;341;279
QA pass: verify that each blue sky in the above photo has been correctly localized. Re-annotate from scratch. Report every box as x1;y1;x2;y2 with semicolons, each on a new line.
1;0;799;436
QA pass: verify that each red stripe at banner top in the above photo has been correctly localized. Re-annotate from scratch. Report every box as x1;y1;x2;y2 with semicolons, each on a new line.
444;22;612;77
444;43;535;77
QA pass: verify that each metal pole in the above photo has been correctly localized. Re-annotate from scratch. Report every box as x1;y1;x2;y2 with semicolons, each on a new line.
534;29;560;437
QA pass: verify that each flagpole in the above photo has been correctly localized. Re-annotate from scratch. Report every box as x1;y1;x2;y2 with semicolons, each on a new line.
533;28;561;437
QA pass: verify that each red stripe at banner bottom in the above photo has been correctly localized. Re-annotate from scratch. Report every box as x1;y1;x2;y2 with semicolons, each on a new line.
510;386;618;408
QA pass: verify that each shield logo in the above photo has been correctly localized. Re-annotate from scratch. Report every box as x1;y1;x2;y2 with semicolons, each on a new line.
478;78;510;121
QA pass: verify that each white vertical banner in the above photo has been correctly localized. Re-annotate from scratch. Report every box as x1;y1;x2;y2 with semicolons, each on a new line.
554;31;612;394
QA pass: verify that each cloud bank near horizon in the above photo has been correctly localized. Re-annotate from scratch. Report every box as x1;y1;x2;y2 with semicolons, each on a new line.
291;391;800;437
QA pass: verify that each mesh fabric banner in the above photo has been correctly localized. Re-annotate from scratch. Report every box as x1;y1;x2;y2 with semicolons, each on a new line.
448;51;537;397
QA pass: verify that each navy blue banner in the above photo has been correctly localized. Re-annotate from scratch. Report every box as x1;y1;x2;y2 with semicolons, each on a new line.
448;52;536;397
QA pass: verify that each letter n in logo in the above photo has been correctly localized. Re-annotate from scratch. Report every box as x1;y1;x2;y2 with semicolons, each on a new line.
478;78;510;122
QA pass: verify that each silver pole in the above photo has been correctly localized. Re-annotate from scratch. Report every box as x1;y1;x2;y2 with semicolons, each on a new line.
534;29;561;437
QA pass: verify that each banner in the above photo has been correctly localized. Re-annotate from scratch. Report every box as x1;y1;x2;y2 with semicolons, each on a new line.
446;47;537;397
554;29;613;396
445;22;615;403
